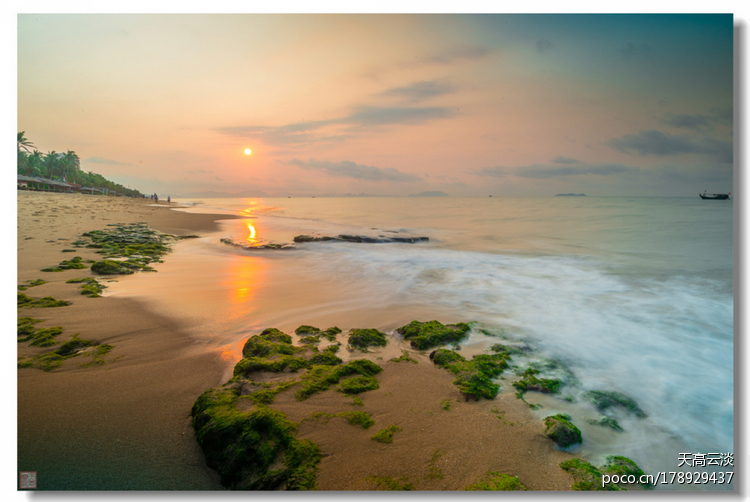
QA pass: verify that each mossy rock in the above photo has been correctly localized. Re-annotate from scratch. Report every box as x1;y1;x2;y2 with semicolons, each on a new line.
431;349;508;401
41;256;87;272
560;456;649;491
295;359;382;401
17;279;47;291
513;368;562;396
339;375;379;394
191;387;320;490
347;328;388;350
295;325;321;335
91;260;136;275
396;320;471;350
464;472;528;491
602;456;651;487
233;355;309;376
587;416;623;432
308;351;343;366
559;459;616;491
583;390;646;418
371;425;402;444
544;414;582;448
322;327;342;341
17;292;70;308
389;350;418;364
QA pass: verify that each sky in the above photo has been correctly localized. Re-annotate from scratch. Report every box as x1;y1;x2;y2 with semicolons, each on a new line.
16;13;736;197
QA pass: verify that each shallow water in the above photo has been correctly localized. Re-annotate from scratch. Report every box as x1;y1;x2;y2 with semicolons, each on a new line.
111;195;734;489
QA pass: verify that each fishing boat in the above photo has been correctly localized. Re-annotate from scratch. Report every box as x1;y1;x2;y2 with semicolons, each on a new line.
699;191;730;200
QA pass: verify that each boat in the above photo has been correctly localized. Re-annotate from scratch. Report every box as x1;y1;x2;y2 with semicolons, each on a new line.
699;191;730;200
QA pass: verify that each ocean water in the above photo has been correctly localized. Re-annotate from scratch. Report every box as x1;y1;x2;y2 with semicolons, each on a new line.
114;195;734;488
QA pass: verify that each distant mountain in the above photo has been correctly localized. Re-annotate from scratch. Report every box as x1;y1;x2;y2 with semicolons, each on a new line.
555;193;587;197
412;190;449;197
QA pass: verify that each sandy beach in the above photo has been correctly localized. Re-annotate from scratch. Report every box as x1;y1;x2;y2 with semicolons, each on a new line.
17;190;583;491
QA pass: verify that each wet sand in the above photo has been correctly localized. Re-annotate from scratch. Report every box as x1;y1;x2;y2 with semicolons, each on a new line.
16;190;576;491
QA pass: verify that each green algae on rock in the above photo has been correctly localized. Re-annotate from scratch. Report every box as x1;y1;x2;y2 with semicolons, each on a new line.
583;390;647;418
347;328;388;350
67;277;107;297
559;456;651;491
513;367;563;396
191;386;320;490
18;333;112;372
430;349;509;401
389;350;418;364
17;279;47;291
41;256;87;272
90;260;136;275
544;414;582;448
18;292;70;308
396;320;471;350
464;472;528;491
587;416;623;432
308;411;375;429
371;424;402;444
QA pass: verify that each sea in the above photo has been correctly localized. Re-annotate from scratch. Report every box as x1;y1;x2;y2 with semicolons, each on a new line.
111;195;735;489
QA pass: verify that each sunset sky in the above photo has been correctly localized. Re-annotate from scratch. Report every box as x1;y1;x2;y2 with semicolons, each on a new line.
17;13;735;197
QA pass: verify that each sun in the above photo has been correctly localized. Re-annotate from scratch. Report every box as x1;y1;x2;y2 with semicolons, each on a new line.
244;148;252;155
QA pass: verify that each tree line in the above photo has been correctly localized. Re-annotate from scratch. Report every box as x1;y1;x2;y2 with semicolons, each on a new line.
17;132;143;197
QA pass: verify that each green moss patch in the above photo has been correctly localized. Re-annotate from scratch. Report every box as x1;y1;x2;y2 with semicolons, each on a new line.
18;334;110;372
396;320;471;350
425;449;445;480
347;328;388;350
389;350;418;364
67;277;107;297
41;256;87;272
371;425;402;444
90;260;136;275
587;416;623;432
18;292;70;308
365;476;415;491
513;367;563;396
544;414;582;448
322;327;342;341
339;375;379;394
584;391;647;418
308;351;343;366
430;349;509;401
17;279;47;291
464;472;528;491
309;411;375;429
295;359;382;401
560;456;650;491
191;386;320;489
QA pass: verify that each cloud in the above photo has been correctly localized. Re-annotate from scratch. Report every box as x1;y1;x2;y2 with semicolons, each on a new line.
85;156;131;166
659;113;710;130
606;130;732;163
378;80;456;103
417;46;491;66
288;158;421;182
551;155;579;164
618;42;654;61
217;105;455;146
473;162;639;179
710;107;733;125
536;39;553;54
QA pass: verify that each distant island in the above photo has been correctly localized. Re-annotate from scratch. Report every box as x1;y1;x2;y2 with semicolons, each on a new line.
411;191;449;197
555;193;587;197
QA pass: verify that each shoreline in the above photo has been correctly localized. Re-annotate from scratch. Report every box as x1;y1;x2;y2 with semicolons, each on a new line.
16;191;662;491
17;191;246;489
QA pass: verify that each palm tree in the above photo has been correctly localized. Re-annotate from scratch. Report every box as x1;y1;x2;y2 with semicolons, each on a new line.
17;132;35;153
